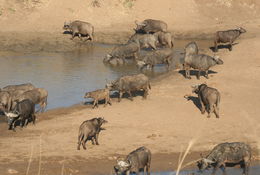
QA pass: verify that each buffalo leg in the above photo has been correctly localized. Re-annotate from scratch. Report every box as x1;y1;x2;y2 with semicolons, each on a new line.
214;41;218;52
205;70;209;79
143;89;148;99
197;70;201;80
118;91;123;102
229;41;233;51
71;32;76;40
32;114;36;125
211;163;221;175
94;133;99;145
208;104;214;118
93;99;98;109
91;137;95;145
128;91;133;101
213;104;220;118
78;33;82;40
108;97;112;106
199;96;205;114
82;135;88;150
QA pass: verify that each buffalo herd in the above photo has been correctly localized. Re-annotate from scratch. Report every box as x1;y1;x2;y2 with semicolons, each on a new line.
0;18;250;174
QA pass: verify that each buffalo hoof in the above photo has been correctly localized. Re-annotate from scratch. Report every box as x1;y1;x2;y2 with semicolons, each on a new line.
207;115;211;118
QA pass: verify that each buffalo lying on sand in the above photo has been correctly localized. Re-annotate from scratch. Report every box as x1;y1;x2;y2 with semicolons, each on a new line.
114;146;151;175
77;117;107;150
197;142;251;175
106;74;151;102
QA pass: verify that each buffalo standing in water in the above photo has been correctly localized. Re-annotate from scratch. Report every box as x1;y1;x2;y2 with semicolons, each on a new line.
197;142;251;175
114;146;151;175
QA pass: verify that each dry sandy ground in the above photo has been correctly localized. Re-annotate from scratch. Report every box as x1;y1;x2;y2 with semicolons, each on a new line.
0;0;260;174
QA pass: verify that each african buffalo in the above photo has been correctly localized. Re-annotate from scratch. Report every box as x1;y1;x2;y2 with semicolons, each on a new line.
183;42;223;79
114;146;151;175
14;88;48;112
3;83;35;91
197;142;251;175
106;74;151;102
63;20;94;41
0;91;12;112
154;31;174;48
192;84;220;118
136;48;174;70
84;88;111;108
214;27;246;52
128;33;157;50
103;42;140;64
135;19;167;34
5;99;36;131
77;117;107;150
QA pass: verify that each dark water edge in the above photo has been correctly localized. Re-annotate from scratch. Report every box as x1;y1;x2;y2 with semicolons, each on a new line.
0;40;213;110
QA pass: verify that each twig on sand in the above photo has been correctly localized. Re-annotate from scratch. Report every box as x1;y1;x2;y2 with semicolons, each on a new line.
26;144;34;175
176;140;196;175
38;134;42;175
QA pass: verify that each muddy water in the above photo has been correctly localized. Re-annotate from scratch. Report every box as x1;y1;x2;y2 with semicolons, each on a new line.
152;165;260;175
0;40;212;110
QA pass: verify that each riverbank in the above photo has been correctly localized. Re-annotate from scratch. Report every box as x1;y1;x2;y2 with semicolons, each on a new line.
0;35;260;174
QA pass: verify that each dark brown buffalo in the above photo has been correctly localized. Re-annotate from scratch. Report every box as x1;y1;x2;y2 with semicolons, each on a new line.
135;19;167;34
183;42;223;79
214;27;246;52
77;117;107;150
5;99;36;131
106;74;151;102
192;84;220;118
114;146;151;175
197;142;251;175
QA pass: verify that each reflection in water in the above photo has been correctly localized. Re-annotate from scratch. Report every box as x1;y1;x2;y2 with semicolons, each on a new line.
149;165;260;175
0;40;213;110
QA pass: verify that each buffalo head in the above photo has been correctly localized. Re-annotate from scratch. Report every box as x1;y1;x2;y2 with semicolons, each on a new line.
114;159;131;175
4;111;20;125
197;158;215;171
63;21;72;30
213;55;224;65
237;27;246;33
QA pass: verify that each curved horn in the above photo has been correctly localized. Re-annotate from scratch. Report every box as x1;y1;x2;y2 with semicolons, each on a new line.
180;158;204;169
203;158;215;164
